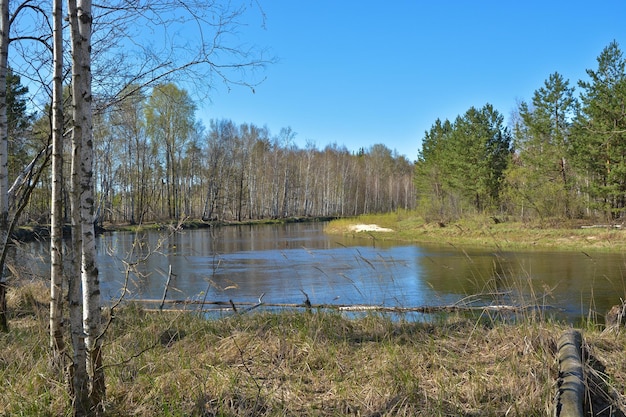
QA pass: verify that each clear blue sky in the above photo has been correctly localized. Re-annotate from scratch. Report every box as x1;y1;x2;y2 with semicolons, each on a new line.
200;1;626;160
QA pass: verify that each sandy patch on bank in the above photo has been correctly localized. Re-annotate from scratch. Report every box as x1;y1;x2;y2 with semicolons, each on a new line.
349;224;394;233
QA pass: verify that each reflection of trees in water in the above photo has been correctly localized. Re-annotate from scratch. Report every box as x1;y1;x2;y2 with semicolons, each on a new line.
95;224;422;306
89;225;626;321
420;246;626;317
419;248;507;296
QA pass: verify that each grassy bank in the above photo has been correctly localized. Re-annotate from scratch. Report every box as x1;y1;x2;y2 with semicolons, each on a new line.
325;211;626;252
2;283;626;416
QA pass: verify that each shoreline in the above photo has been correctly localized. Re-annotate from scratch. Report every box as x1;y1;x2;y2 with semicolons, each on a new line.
12;213;626;252
325;214;626;252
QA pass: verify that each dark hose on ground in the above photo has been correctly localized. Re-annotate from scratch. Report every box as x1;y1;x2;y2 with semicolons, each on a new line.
555;329;584;417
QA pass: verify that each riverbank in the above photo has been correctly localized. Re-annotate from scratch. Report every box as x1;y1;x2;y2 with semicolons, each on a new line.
2;283;625;416
325;212;626;252
14;213;625;252
11;216;339;242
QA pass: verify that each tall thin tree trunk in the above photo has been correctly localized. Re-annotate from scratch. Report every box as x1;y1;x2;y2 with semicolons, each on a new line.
69;0;104;414
77;0;104;410
50;0;66;368
67;1;89;412
0;0;9;334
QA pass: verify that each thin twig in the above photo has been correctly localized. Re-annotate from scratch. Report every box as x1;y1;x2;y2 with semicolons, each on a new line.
159;265;174;311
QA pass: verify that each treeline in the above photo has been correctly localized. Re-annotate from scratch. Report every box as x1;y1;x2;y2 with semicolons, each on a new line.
415;40;626;223
18;41;626;227
20;83;416;225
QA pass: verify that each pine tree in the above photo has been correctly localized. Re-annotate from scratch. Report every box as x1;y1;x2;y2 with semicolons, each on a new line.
447;104;511;213
415;104;511;218
572;41;626;219
505;72;577;219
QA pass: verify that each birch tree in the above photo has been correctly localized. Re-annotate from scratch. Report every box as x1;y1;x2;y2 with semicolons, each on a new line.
145;83;195;219
0;0;45;332
109;86;148;224
68;0;105;413
0;0;9;334
49;0;65;369
62;0;271;412
0;0;52;332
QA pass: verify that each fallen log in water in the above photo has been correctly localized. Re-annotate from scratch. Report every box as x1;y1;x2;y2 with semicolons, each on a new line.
126;298;556;315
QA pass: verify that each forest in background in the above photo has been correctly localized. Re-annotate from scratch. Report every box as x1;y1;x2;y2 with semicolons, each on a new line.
14;81;416;225
7;41;626;227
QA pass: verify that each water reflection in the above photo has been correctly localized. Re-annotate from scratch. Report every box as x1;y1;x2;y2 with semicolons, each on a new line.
98;225;433;310
13;222;626;323
418;246;626;320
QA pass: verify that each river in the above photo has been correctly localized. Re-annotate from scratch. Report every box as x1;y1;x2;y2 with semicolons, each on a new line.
81;222;624;324
16;222;626;324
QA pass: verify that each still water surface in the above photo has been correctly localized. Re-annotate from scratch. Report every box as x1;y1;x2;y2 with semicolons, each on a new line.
91;222;626;324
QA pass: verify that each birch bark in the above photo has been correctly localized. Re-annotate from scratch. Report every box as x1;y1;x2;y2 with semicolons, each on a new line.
0;0;8;334
69;0;104;413
67;0;89;411
50;0;66;369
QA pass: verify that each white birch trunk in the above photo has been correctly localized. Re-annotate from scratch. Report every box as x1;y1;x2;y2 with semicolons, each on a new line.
0;0;6;220
75;0;105;410
67;0;89;411
75;0;105;409
50;0;66;366
68;0;105;413
0;0;8;333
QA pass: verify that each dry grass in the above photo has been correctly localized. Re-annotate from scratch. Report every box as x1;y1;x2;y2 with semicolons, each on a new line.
326;212;626;252
1;287;626;416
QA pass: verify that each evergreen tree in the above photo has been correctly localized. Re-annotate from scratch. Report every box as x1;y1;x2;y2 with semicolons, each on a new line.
504;72;578;219
415;118;455;220
572;40;626;219
415;104;511;219
450;105;510;211
6;69;33;178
